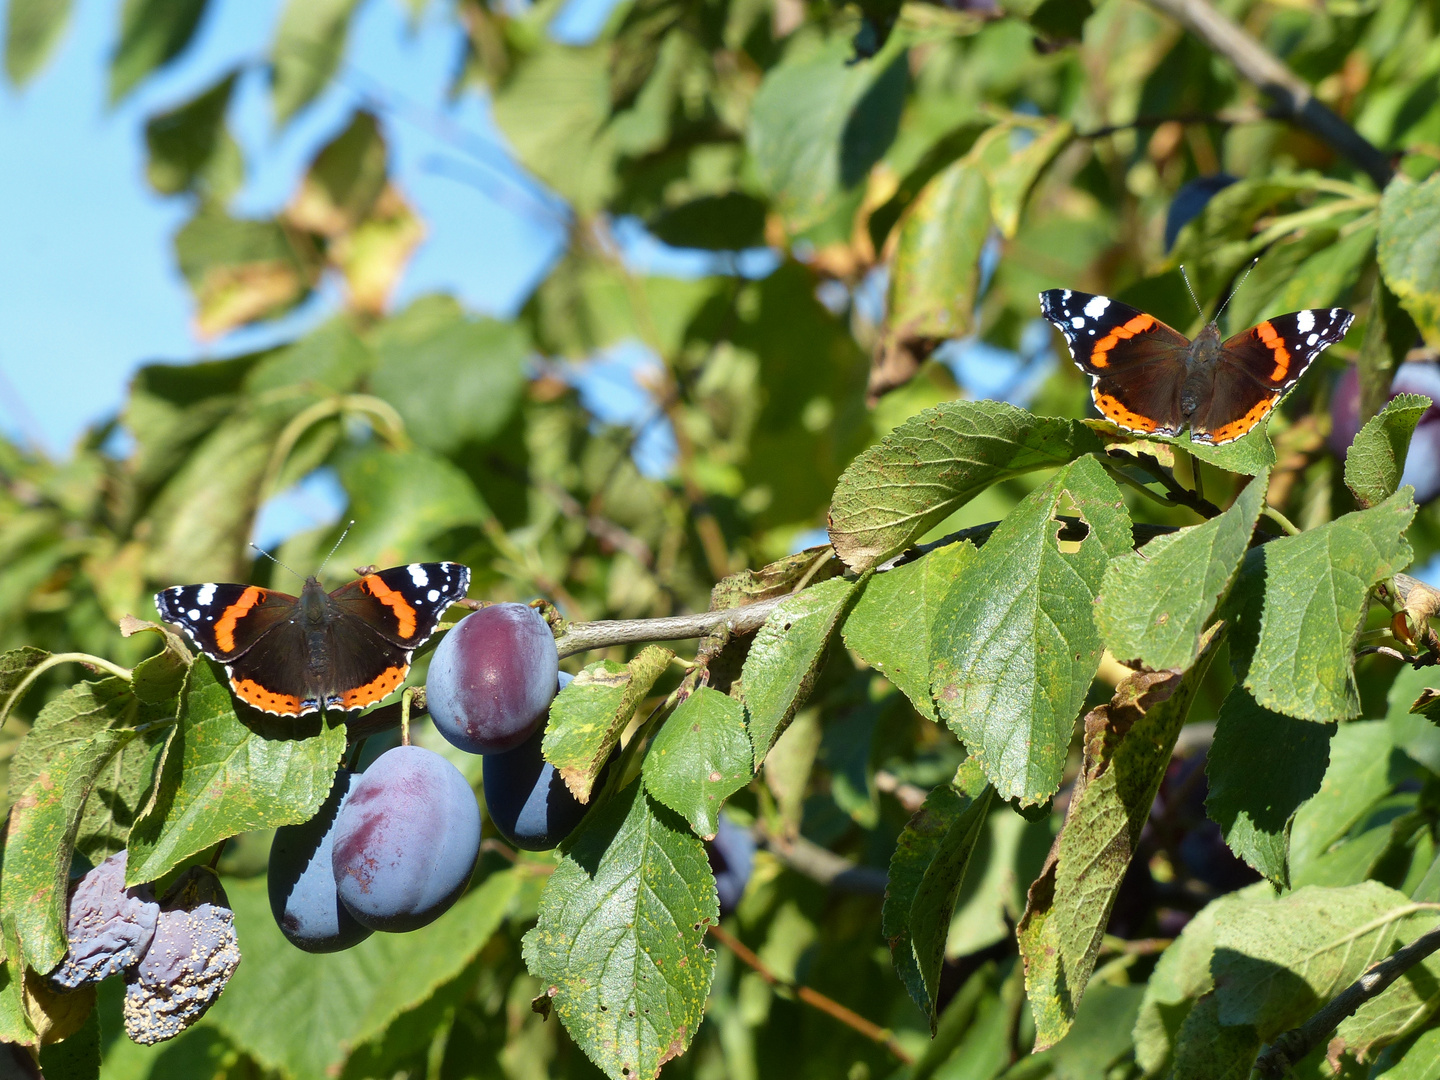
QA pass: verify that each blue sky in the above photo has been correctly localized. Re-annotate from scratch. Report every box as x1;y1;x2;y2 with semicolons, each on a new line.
0;0;589;457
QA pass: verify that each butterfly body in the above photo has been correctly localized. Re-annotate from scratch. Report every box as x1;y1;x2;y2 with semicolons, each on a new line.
156;562;470;718
1039;289;1354;445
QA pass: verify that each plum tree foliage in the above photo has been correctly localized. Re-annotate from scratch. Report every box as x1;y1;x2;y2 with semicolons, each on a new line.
5;0;1440;1077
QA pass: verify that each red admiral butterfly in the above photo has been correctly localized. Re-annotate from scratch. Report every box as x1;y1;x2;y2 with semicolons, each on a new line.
156;563;470;717
1039;289;1354;445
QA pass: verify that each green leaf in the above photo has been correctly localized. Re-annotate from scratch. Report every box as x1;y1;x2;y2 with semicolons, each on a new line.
1228;490;1415;722
642;687;752;840
931;456;1132;804
1017;640;1220;1049
748;36;906;232
1288;720;1399;888
1212;881;1440;1058
3;0;72;87
1345;393;1433;508
244;316;375;396
1379;172;1440;347
208;870;519;1079
125;659;346;885
1;677;161;973
878;160;991;372
741;577;857;766
109;0;208;102
0;647;50;719
140;405;289;584
522;782;717;1080
882;762;991;1027
544;645;673;803
1132;884;1274;1076
1106;423;1277;478
843;541;976;722
1050;982;1144;1080
1171;993;1260;1080
329;445;490;571
970;117;1073;239
1095;467;1267;670
1204;687;1333;887
37;1003;99;1080
370;312;530;453
144;71;241;199
490;44;616;215
648;193;767;251
285;110;387;236
828;401;1103;572
1386;662;1440;774
270;0;361;125
1371;1026;1440;1080
173;207;318;338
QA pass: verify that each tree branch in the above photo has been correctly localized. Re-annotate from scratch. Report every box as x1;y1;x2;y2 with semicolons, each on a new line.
553;596;788;659
1252;921;1440;1078
1141;0;1392;188
707;923;914;1064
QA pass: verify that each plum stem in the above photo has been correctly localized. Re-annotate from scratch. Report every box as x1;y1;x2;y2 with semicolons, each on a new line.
399;686;416;746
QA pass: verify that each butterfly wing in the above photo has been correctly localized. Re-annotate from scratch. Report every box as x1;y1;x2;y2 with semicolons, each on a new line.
1192;308;1355;445
1040;289;1193;436
155;583;299;662
326;562;471;648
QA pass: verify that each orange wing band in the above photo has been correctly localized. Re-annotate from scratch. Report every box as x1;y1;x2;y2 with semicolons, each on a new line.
361;575;418;639
231;677;304;716
1089;313;1156;369
1092;388;1159;433
340;665;409;710
1202;394;1279;444
1254;321;1292;382
214;587;267;653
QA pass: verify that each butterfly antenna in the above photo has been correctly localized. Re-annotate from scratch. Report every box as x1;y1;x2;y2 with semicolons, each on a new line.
1178;264;1205;320
317;520;355;576
248;543;303;582
1215;257;1260;326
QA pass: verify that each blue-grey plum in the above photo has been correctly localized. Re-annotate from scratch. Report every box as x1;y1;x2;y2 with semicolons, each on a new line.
332;745;481;932
51;850;159;989
426;603;559;754
268;768;372;953
707;814;755;915
484;672;594;851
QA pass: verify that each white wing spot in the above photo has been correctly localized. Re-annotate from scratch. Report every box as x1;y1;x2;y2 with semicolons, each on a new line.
197;583;216;606
1071;316;1086;328
1084;295;1110;318
1307;333;1319;346
1062;289;1072;301
1089;328;1097;335
409;565;429;587
1296;310;1315;333
428;589;440;602
188;609;201;620
1331;308;1341;318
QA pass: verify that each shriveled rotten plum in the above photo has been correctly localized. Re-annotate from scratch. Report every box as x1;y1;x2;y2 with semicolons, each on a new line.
50;850;159;989
426;603;559;754
269;767;372;953
123;867;240;1046
332;745;481;932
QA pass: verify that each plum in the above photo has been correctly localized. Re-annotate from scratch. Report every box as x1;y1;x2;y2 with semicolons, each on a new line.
332;745;481;932
269;768;373;953
483;671;598;851
426;603;559;754
707;814;755;915
50;850;159;989
123;867;240;1046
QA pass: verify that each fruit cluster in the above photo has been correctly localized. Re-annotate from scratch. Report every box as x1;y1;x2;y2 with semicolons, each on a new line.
53;852;240;1045
269;602;596;952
